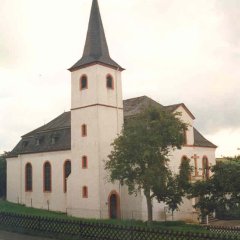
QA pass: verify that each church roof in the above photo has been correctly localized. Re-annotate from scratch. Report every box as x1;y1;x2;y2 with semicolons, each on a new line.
69;0;123;72
165;103;195;120
193;128;217;148
7;96;216;158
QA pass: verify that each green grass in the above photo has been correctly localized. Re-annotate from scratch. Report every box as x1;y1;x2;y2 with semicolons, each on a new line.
1;200;238;240
0;199;71;219
0;200;206;232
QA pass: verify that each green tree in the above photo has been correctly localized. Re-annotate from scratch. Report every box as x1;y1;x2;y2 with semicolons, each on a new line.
158;159;192;220
0;152;7;198
189;157;240;219
105;107;188;221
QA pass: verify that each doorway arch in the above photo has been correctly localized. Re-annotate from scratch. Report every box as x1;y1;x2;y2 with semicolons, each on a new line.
108;191;120;219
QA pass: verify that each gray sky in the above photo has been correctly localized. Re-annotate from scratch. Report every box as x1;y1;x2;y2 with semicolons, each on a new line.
1;0;240;157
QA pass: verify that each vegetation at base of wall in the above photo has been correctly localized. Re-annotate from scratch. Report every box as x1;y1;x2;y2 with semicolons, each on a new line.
0;202;239;240
0;211;239;240
189;157;240;218
0;200;206;232
216;206;240;220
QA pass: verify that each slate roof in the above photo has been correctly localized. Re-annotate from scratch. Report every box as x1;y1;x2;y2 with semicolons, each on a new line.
165;103;195;120
7;96;216;158
193;128;217;148
69;0;123;72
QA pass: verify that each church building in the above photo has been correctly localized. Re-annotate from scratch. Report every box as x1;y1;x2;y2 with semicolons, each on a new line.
6;0;217;222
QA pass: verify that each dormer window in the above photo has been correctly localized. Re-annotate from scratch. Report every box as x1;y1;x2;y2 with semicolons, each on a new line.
51;133;59;145
80;75;88;90
35;136;44;146
22;141;29;148
106;75;114;89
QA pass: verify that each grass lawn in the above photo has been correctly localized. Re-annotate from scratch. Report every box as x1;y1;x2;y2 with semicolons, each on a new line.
0;199;206;233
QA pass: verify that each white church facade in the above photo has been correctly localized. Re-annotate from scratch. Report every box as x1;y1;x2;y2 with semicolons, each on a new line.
6;0;216;222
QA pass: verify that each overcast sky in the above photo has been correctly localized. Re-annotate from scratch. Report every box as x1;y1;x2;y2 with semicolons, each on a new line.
1;0;240;157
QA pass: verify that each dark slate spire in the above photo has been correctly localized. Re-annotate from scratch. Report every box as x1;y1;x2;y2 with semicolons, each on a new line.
69;0;124;71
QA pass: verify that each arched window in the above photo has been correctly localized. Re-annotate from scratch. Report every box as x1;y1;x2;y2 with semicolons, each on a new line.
106;75;114;89
63;160;71;193
181;156;191;180
80;75;88;90
82;156;88;169
82;124;87;137
202;156;209;180
43;162;52;192
82;186;88;198
25;163;32;192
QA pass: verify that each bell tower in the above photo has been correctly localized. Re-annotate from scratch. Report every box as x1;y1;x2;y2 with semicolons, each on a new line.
67;0;124;218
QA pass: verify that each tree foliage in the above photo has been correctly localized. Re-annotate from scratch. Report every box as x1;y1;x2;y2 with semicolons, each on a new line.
189;157;240;218
0;152;7;198
105;107;189;221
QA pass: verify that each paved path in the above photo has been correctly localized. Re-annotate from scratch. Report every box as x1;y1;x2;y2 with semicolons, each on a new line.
0;230;54;240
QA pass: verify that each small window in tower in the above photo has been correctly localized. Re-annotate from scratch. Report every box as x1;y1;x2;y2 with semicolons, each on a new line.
82;156;88;169
80;75;88;90
82;186;88;198
82;124;87;137
106;75;114;89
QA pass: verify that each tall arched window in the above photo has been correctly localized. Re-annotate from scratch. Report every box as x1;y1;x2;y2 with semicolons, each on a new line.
43;162;52;192
63;160;71;193
80;75;88;90
106;75;114;89
202;156;209;180
181;156;191;180
25;163;32;192
82;156;88;169
82;186;88;198
81;124;87;137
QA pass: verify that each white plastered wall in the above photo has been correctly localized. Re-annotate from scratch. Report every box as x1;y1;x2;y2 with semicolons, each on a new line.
7;150;71;212
69;64;127;218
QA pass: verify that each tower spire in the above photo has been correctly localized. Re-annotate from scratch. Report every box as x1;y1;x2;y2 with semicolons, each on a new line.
69;0;123;71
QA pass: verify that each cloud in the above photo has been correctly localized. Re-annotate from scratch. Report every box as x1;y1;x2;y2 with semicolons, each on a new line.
0;0;239;156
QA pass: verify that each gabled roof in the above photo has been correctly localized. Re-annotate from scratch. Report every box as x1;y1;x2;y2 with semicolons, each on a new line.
165;103;195;120
7;96;216;157
69;0;123;72
193;128;217;148
123;96;164;118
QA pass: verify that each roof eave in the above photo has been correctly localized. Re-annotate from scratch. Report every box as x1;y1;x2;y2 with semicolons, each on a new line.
68;61;125;72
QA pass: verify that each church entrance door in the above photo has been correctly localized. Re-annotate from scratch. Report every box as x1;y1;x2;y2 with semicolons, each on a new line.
109;191;120;219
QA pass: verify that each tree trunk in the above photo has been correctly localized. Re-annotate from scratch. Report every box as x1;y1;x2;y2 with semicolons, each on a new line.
145;190;153;222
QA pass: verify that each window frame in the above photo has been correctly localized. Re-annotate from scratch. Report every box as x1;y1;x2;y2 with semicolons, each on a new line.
106;74;114;90
63;160;71;193
43;161;52;192
82;186;88;198
82;156;88;169
25;163;33;192
81;124;87;137
80;75;88;90
202;156;209;179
